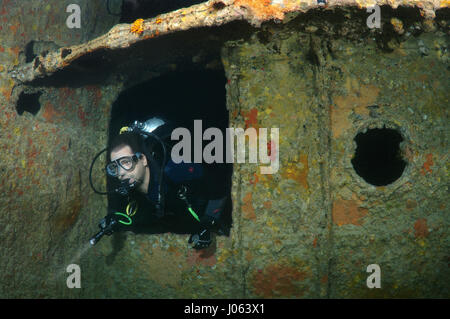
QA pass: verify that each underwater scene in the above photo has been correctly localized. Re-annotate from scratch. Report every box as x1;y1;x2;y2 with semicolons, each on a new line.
0;0;449;303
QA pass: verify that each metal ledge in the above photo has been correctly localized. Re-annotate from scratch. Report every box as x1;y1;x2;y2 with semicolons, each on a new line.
10;0;447;84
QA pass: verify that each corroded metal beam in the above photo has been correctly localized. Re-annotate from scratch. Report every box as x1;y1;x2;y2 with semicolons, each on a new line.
10;0;448;84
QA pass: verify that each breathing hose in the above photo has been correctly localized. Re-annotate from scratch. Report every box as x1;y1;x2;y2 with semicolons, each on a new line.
113;212;132;225
89;147;109;195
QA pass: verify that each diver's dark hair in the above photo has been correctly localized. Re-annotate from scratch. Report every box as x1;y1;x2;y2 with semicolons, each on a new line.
108;132;145;159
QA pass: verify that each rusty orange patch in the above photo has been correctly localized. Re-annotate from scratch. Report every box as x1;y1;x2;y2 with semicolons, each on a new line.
417;74;428;82
52;198;82;235
281;154;309;189
86;85;102;106
242;192;256;220
9;46;20;57
414;218;429;238
403;146;415;162
406;199;417;211
58;87;76;100
77;105;88;127
234;0;284;21
332;199;369;226
251;263;308;298
1;87;11;101
167;246;178;255
186;245;216;267
242;107;258;130
249;172;259;185
42;102;60;123
9;24;18;35
263;201;272;209
332;80;380;138
234;0;284;20
420;153;434;175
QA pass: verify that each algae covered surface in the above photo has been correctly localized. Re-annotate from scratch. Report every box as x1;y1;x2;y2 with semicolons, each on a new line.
0;0;448;298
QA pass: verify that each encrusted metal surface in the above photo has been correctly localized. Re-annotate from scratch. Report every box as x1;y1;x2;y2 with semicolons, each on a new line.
11;0;448;84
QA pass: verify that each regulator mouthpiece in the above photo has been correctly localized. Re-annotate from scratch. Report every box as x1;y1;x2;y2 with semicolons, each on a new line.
115;179;137;196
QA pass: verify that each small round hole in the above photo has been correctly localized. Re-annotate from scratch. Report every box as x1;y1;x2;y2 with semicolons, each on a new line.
351;127;407;186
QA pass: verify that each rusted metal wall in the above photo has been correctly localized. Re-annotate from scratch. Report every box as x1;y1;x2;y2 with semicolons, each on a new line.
0;0;119;298
221;9;449;297
1;0;448;298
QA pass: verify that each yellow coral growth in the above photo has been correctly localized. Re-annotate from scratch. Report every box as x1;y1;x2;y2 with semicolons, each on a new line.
390;17;404;34
234;0;284;21
440;0;450;8
131;18;144;35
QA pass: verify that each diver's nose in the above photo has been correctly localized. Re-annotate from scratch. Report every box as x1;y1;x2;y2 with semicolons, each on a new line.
117;167;127;180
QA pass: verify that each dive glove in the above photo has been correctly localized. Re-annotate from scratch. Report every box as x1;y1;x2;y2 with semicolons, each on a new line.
99;214;120;235
188;228;212;250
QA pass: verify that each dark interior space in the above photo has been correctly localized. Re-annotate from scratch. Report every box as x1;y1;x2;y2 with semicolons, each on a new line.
108;68;230;153
106;67;232;235
117;0;208;23
351;127;407;186
25;41;37;63
16;91;42;116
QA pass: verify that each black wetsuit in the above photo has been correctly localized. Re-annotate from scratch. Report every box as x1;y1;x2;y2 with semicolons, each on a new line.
108;149;232;237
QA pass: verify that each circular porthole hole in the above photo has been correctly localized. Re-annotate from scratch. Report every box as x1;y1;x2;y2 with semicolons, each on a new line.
351;127;407;186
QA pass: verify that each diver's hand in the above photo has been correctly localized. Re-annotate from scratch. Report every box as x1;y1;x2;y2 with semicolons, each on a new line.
188;228;212;250
199;214;230;235
98;214;119;235
199;214;218;229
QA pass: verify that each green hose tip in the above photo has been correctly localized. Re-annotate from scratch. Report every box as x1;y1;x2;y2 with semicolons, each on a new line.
114;212;132;225
188;207;200;222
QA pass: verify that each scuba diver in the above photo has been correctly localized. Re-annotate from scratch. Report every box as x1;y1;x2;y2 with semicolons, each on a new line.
89;117;232;250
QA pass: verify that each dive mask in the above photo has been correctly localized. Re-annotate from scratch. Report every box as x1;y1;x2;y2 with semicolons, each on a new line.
106;152;142;177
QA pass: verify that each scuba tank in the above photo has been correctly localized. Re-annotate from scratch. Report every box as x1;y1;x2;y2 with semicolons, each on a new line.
122;117;173;217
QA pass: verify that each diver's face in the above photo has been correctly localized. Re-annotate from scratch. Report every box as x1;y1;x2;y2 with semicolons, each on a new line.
110;145;147;185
